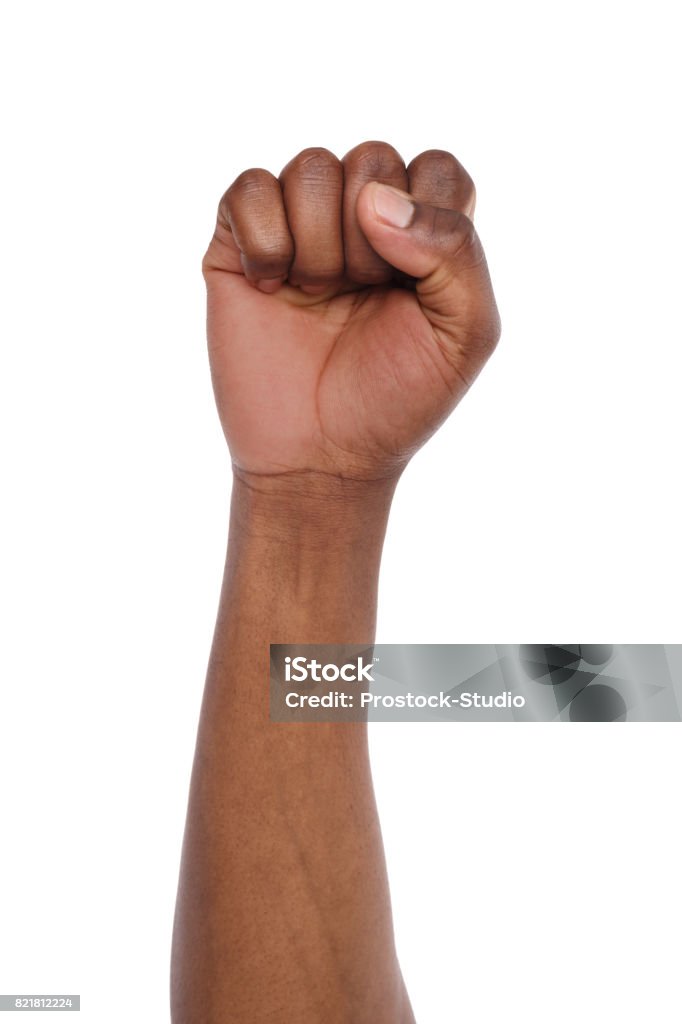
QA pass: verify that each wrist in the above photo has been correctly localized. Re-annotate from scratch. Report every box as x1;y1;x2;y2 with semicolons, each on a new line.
222;467;397;647
229;465;399;547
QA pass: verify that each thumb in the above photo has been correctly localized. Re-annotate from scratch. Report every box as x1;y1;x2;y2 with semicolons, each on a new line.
356;180;501;364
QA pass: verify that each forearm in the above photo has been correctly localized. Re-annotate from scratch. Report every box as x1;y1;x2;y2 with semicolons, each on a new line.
171;470;414;1023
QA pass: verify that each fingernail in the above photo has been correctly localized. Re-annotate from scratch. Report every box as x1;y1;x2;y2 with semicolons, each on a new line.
256;277;283;294
371;184;415;228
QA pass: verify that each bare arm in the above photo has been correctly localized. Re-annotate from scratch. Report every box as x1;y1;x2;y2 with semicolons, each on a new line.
171;474;412;1022
171;141;500;1023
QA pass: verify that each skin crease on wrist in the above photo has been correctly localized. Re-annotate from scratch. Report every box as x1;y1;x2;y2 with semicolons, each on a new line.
170;141;500;1023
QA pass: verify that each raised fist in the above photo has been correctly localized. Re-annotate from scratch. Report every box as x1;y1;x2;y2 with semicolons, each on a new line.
203;141;501;483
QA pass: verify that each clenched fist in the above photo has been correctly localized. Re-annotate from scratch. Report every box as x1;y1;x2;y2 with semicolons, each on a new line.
203;141;501;483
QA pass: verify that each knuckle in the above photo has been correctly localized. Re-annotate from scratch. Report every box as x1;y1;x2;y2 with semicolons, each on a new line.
284;147;341;182
409;148;453;168
409;150;476;201
342;139;404;176
409;148;464;176
228;167;275;200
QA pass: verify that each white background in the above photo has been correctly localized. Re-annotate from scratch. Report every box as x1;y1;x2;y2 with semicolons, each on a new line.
1;1;680;1021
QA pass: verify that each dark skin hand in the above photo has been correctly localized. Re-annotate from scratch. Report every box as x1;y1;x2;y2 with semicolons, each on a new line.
171;141;500;1023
